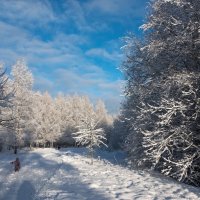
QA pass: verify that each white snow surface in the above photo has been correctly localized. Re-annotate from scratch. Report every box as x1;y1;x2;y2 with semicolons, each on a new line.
0;148;200;200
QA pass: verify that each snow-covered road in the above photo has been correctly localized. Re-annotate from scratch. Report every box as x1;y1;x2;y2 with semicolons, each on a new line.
0;148;200;200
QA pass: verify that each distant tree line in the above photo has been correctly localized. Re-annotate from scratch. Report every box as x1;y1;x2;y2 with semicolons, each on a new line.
0;59;113;152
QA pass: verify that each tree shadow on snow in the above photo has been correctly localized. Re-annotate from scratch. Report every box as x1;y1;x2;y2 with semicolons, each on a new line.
1;180;35;200
1;150;110;200
32;152;110;200
21;150;111;200
31;150;200;200
16;180;35;200
60;147;127;167
46;163;110;200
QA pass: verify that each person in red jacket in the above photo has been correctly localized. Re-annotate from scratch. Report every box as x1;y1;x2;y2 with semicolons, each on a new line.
11;157;20;172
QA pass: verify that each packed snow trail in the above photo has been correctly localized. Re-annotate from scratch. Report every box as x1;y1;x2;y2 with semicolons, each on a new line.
0;148;200;200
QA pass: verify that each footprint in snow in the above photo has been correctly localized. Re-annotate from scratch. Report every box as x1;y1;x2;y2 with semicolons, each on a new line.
126;180;134;188
89;183;100;188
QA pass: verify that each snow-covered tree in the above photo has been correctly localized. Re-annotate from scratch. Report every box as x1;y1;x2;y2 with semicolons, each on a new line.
121;0;200;185
54;94;76;146
95;100;113;144
32;91;61;147
73;97;107;164
140;0;200;74
120;36;152;168
11;59;34;151
95;100;108;125
109;114;128;150
140;72;200;185
0;64;13;150
0;64;13;127
73;119;107;165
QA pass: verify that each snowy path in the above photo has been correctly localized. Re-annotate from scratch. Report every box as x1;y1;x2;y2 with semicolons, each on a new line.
0;148;200;200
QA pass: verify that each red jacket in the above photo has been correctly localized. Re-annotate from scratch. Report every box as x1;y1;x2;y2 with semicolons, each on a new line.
11;158;20;172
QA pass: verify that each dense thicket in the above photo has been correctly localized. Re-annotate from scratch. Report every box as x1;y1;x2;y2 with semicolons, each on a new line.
120;0;200;186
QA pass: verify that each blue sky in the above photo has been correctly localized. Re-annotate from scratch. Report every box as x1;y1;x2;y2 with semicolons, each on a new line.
0;0;148;114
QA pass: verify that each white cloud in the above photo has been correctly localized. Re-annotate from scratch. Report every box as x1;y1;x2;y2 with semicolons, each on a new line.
85;48;122;62
0;0;93;33
0;0;128;114
0;20;89;65
35;67;123;113
63;0;94;32
54;67;105;90
84;0;146;17
98;80;123;91
0;0;56;27
85;0;121;15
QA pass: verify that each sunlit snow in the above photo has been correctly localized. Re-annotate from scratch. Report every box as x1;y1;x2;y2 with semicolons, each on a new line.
0;148;200;200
